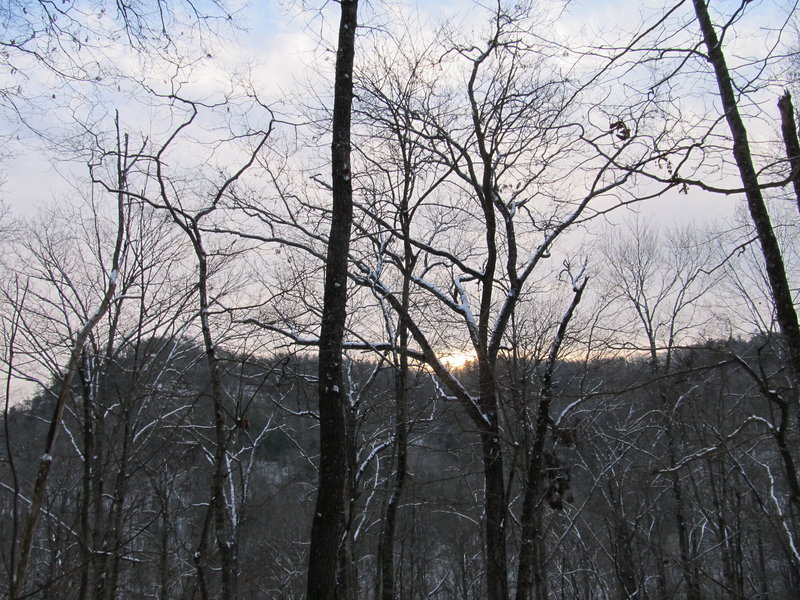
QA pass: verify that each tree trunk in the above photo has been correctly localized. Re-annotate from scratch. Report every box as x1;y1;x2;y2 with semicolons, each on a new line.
669;456;701;600
480;412;509;600
692;0;800;386
378;300;410;600
101;418;131;600
516;280;585;600
78;359;97;600
307;2;358;599
778;91;800;216
11;158;126;597
377;183;416;600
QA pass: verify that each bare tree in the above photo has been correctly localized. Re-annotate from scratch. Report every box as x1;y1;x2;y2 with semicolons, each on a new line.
6;132;128;598
347;3;667;598
84;84;275;598
690;0;800;389
307;2;359;599
599;219;718;598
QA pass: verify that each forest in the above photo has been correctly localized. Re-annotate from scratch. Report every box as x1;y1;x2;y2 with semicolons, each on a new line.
1;1;799;599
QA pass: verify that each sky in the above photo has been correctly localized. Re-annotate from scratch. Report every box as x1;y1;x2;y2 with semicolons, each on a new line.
0;0;796;227
0;0;795;403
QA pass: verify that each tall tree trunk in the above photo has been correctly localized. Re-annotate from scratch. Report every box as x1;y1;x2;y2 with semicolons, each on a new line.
378;182;417;600
159;493;171;600
101;418;131;600
307;1;358;599
11;140;127;597
12;264;117;600
692;0;800;387
668;448;700;600
337;403;357;600
474;89;509;600
195;246;237;600
480;409;509;600
516;280;586;600
378;292;411;600
610;510;638;600
654;350;700;597
78;358;97;600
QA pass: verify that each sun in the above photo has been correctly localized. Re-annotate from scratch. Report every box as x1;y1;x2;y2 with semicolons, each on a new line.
440;350;478;370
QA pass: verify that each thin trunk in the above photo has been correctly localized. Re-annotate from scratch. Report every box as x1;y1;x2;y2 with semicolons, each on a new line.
775;401;800;509
655;537;668;600
78;360;96;600
102;418;131;600
612;515;638;600
12;134;127;596
709;463;738;597
757;530;769;599
656;357;700;597
159;494;171;600
92;394;107;598
307;2;358;599
531;516;547;600
476;125;508;600
778;91;800;215
379;309;410;600
480;412;509;600
658;368;700;600
669;459;700;600
96;297;122;600
13;280;112;598
693;0;800;385
193;494;214;600
196;246;236;600
2;285;24;600
337;404;357;600
516;280;586;600
378;180;415;600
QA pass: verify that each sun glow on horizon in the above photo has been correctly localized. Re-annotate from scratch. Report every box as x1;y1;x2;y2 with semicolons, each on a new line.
440;350;478;370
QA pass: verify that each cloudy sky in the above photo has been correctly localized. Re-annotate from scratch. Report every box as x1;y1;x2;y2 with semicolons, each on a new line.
0;0;795;226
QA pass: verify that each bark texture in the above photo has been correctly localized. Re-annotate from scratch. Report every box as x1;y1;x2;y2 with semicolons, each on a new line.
778;91;800;216
307;2;358;599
